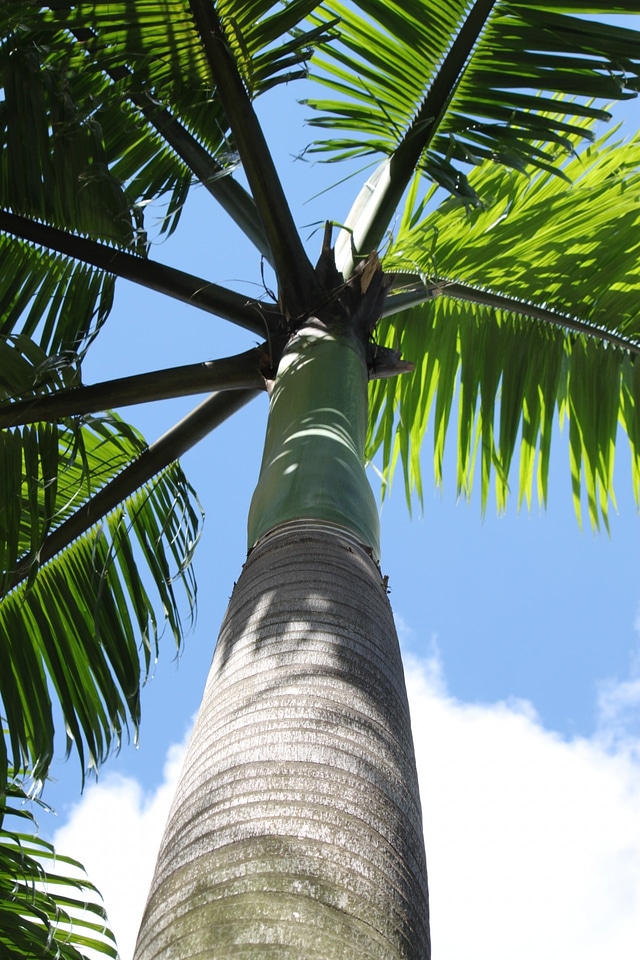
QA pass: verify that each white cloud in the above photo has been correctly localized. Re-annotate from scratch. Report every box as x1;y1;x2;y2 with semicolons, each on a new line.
53;737;188;960
596;676;640;754
54;653;640;960
407;650;640;959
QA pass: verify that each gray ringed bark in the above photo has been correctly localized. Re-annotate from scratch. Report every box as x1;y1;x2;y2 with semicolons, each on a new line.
133;519;430;960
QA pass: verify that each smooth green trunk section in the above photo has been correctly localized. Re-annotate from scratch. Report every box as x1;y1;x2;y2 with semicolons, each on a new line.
247;321;381;560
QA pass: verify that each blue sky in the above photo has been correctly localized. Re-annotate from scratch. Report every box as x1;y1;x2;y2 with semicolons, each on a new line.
33;65;640;960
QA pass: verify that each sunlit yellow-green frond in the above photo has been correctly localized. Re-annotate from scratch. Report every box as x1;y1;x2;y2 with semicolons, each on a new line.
386;125;640;337
369;127;640;528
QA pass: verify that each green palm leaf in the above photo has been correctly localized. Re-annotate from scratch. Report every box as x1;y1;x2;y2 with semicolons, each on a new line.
0;237;115;356
0;391;202;788
368;126;640;528
387;127;640;336
37;1;329;113
305;1;640;259
308;0;640;174
1;773;117;959
1;412;147;586
0;13;144;246
0;335;81;402
0;329;255;797
0;2;333;331
1;458;202;790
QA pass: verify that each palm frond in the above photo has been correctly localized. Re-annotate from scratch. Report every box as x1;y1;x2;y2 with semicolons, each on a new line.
215;0;333;96
0;212;273;337
0;382;264;790
37;0;332;251
368;128;640;527
0;12;145;248
1;412;147;588
386;125;640;346
0;3;334;328
305;1;640;256
0;235;115;357
42;1;328;102
0;409;203;786
1;0;268;250
0;335;82;405
1;774;118;959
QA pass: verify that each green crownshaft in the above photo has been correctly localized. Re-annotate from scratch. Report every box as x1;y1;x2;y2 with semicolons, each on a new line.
248;320;380;560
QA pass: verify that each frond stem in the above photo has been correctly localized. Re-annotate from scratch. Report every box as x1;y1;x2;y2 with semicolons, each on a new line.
387;275;640;356
354;0;497;257
0;210;275;336
7;389;261;593
187;0;320;316
0;348;266;427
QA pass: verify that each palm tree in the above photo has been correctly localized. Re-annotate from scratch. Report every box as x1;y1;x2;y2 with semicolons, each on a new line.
1;1;640;957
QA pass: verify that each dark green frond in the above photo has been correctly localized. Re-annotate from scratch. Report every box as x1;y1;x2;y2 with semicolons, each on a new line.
1;459;202;788
0;17;145;248
0;3;246;252
0;421;202;786
0;335;81;404
0;237;115;355
41;0;329;105
305;0;640;231
0;412;149;590
216;0;333;96
0;774;117;959
1;2;330;310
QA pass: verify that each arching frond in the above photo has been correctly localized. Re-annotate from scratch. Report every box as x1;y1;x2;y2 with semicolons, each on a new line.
307;1;640;176
1;412;149;588
41;1;328;103
4;0;332;228
0;237;115;356
0;407;203;787
386;125;640;341
0;335;82;404
0;213;273;337
0;2;329;334
1;460;202;789
0;14;144;247
368;128;640;527
305;0;640;254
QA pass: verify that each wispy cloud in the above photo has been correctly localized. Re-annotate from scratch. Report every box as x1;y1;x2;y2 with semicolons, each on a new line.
595;611;640;756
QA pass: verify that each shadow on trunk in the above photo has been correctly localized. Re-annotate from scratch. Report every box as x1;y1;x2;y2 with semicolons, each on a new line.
134;520;430;960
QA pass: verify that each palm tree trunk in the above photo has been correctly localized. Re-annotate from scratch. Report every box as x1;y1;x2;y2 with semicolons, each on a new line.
133;518;430;959
135;295;429;958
